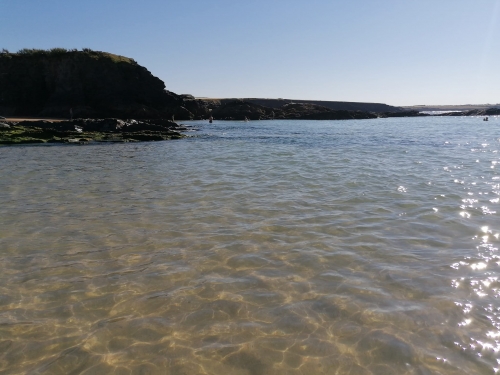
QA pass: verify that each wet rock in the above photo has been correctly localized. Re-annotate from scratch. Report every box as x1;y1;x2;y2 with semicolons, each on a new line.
16;120;77;132
78;118;127;132
145;118;178;128
16;120;55;129
0;118;186;145
123;122;168;132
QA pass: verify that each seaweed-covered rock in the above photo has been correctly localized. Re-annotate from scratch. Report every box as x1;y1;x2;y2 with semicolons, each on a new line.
0;118;187;145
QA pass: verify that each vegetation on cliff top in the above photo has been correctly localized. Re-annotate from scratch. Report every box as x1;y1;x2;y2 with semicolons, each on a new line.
1;48;137;64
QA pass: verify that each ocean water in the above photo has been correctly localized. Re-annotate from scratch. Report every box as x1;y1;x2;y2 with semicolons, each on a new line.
0;116;499;375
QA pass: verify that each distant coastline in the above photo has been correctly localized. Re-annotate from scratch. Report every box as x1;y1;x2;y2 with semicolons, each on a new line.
197;97;402;114
403;104;500;112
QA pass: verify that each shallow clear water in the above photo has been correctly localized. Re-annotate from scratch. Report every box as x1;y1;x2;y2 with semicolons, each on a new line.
1;116;500;374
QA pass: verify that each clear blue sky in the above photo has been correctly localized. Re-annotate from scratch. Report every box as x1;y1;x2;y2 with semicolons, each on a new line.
1;0;499;106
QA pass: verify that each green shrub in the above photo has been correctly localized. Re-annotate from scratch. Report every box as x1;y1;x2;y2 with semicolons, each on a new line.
48;47;69;55
17;48;46;55
9;48;137;65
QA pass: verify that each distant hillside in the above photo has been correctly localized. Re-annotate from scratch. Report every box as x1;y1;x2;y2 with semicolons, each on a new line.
403;104;500;112
200;98;402;113
0;48;207;119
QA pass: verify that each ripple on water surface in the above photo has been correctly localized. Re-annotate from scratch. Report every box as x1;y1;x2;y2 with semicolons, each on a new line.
0;117;499;374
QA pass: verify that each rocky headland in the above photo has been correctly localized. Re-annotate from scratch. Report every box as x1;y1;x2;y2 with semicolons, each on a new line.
0;48;399;124
0;48;212;120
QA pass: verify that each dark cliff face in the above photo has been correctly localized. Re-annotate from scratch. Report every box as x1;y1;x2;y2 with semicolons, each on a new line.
0;50;204;119
0;49;399;121
209;100;377;120
238;98;402;113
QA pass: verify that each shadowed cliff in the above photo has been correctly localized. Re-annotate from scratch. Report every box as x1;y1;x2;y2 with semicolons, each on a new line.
0;48;208;119
0;48;402;121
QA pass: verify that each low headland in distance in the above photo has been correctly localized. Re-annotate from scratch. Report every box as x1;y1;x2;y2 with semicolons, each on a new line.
1;48;499;145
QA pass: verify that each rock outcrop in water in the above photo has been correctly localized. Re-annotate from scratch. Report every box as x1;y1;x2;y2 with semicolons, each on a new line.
0;118;188;144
